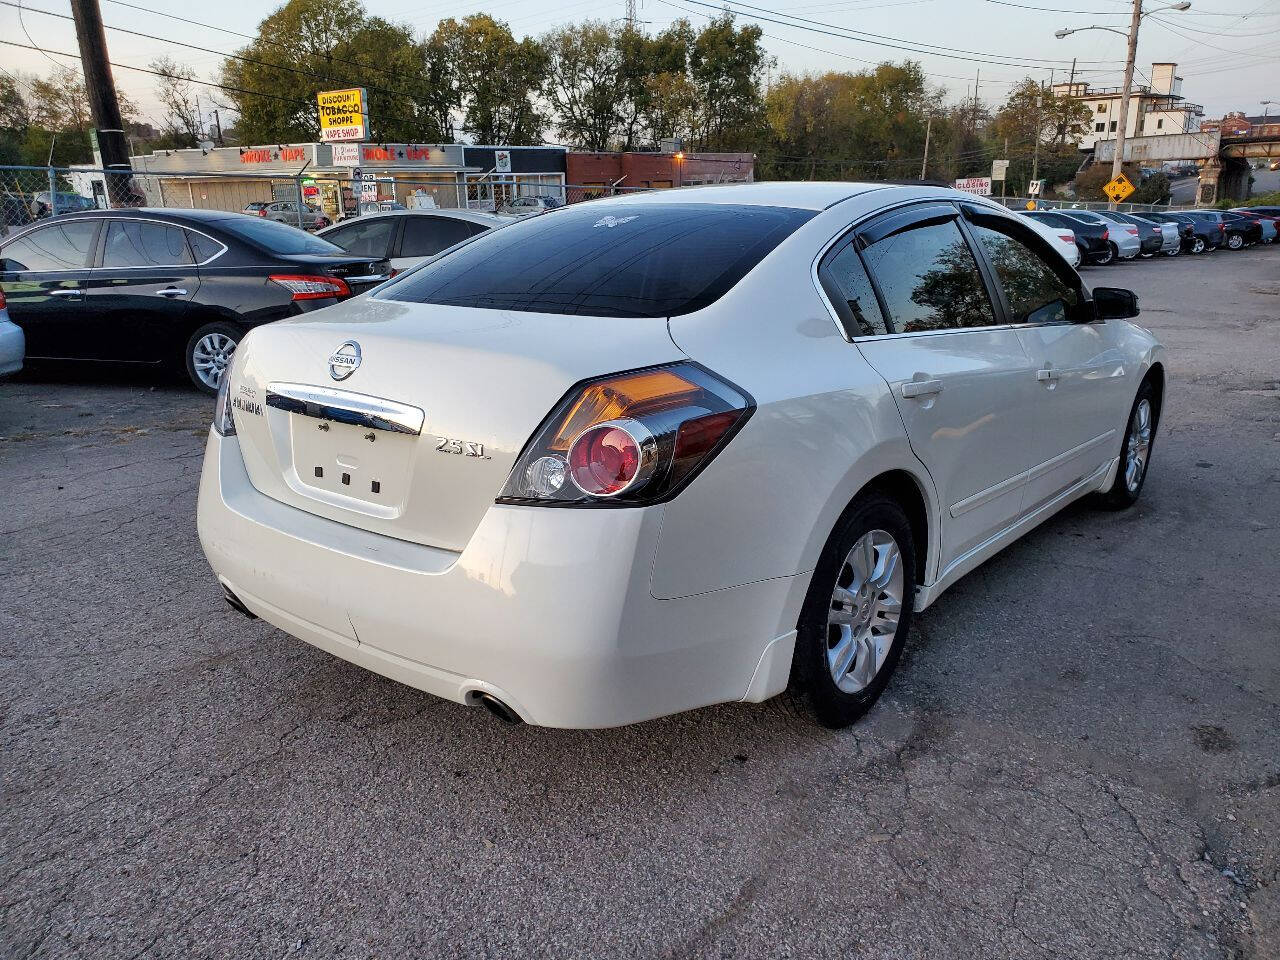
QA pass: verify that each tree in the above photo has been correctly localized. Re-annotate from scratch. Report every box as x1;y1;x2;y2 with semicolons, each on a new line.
150;57;203;149
541;22;623;150
431;14;547;146
220;0;446;144
688;13;768;151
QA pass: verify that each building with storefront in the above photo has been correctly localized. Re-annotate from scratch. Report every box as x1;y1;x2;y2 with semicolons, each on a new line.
125;143;568;219
566;151;754;192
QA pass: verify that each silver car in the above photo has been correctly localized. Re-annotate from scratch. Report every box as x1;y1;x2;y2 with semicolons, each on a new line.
1058;210;1142;261
0;290;24;378
243;201;330;231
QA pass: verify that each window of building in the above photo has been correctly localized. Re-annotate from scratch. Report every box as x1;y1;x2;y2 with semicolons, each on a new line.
1157;118;1164;130
1097;103;1107;113
1095;122;1106;132
1109;120;1118;132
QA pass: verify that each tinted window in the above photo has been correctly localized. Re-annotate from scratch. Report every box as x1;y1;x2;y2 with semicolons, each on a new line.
0;220;97;272
324;218;397;257
972;224;1078;325
101;220;193;268
383;203;814;318
399;216;486;258
820;242;888;337
861;220;995;333
186;230;223;263
213;216;344;255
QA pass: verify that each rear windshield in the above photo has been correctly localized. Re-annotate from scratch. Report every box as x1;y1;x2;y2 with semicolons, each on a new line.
213;215;344;255
380;202;815;318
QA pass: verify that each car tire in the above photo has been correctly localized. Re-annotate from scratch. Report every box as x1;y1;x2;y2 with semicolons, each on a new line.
1098;378;1159;511
1190;236;1206;254
184;321;242;395
784;493;916;728
1140;251;1155;259
1162;245;1180;257
1226;233;1244;250
1095;243;1116;265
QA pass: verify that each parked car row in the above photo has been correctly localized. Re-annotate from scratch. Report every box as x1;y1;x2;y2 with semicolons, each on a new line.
1020;206;1275;266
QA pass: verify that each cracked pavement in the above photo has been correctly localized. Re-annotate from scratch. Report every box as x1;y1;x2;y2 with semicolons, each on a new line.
1;245;1278;959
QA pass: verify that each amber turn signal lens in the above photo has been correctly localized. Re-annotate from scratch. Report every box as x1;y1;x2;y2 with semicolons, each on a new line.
549;369;702;451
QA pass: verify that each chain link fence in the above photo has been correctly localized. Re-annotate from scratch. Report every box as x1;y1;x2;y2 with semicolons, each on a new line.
0;164;656;238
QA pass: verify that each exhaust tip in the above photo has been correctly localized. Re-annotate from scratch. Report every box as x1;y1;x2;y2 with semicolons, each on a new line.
222;585;258;620
472;691;523;725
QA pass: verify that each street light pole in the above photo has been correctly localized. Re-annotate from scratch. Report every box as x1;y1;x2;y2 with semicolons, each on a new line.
1111;0;1143;182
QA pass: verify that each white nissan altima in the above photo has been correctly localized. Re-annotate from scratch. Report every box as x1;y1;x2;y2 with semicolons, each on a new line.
197;182;1164;729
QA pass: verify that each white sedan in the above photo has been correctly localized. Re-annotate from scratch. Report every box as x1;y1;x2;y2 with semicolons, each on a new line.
198;182;1164;729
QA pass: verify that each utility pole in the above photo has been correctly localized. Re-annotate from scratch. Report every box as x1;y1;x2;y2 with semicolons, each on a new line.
212;109;224;146
69;0;131;173
1031;80;1043;184
1111;0;1143;183
971;69;981;133
624;0;637;29
920;113;933;180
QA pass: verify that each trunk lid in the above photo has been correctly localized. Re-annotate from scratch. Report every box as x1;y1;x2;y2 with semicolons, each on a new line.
230;296;685;552
276;253;390;296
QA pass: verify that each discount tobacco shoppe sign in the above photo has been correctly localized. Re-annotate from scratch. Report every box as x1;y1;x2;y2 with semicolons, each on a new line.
317;89;370;143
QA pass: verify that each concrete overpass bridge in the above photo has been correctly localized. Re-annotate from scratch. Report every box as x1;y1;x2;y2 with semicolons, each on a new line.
1095;122;1280;204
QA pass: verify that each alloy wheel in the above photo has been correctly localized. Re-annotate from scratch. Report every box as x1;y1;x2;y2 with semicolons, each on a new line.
1125;398;1153;494
1227;233;1244;250
826;529;904;694
192;332;237;390
1191;237;1205;254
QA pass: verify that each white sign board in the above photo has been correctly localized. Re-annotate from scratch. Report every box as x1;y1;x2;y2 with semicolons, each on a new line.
494;150;512;174
991;159;1009;181
331;143;361;167
1027;179;1045;196
954;176;993;196
360;173;377;202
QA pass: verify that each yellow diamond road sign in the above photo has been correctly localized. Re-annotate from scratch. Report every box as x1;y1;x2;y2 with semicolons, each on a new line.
1103;173;1136;203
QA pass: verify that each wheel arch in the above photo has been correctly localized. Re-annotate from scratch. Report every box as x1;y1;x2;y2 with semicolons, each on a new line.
820;467;933;590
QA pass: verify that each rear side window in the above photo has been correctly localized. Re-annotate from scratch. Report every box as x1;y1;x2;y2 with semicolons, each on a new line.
819;243;888;337
0;220;98;272
861;220;995;333
214;215;344;255
399;216;487;258
971;224;1078;325
101;220;193;268
324;217;397;257
382;203;815;318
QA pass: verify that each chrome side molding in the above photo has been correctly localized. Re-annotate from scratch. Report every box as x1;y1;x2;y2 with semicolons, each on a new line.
265;382;425;436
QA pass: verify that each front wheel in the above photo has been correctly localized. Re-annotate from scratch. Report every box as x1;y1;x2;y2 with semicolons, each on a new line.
184;322;241;395
1099;380;1158;510
784;493;916;728
1190;236;1207;254
1226;233;1245;250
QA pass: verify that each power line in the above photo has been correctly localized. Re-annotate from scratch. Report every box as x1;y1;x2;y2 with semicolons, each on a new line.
688;0;1124;66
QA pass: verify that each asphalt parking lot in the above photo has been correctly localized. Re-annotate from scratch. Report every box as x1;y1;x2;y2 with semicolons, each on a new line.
2;243;1278;960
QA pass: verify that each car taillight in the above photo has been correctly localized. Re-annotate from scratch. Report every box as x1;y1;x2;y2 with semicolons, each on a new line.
268;274;351;300
0;288;6;309
499;362;753;506
1102;228;1109;240
1127;227;1139;235
1058;233;1074;243
257;208;267;217
1219;223;1226;232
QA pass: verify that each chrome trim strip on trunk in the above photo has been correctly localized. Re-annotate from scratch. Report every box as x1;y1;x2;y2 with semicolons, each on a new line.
265;382;425;436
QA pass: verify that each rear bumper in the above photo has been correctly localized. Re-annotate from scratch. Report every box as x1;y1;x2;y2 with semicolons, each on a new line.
197;430;802;728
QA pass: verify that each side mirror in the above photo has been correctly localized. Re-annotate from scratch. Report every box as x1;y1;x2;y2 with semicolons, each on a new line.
1091;286;1140;320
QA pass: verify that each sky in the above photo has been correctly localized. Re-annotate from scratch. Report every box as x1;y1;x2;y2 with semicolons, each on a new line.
2;0;1277;138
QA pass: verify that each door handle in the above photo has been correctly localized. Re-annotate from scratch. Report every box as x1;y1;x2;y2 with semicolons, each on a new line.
901;378;943;399
49;288;83;298
1036;368;1060;382
155;287;188;297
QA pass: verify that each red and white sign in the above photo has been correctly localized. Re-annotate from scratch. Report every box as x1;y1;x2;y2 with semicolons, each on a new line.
331;143;360;166
954;177;993;196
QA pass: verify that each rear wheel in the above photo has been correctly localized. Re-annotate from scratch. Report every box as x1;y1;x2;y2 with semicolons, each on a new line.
184;322;241;395
1226;232;1244;250
1094;242;1116;265
785;494;916;728
1190;235;1206;254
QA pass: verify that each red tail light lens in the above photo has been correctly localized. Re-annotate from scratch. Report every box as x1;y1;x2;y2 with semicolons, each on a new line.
0;288;6;310
1102;228;1109;240
257;209;267;217
268;274;351;301
499;362;753;506
1058;233;1074;243
1126;227;1139;235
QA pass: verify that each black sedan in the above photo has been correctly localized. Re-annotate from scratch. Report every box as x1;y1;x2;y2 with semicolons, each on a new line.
1020;209;1113;265
0;208;388;393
